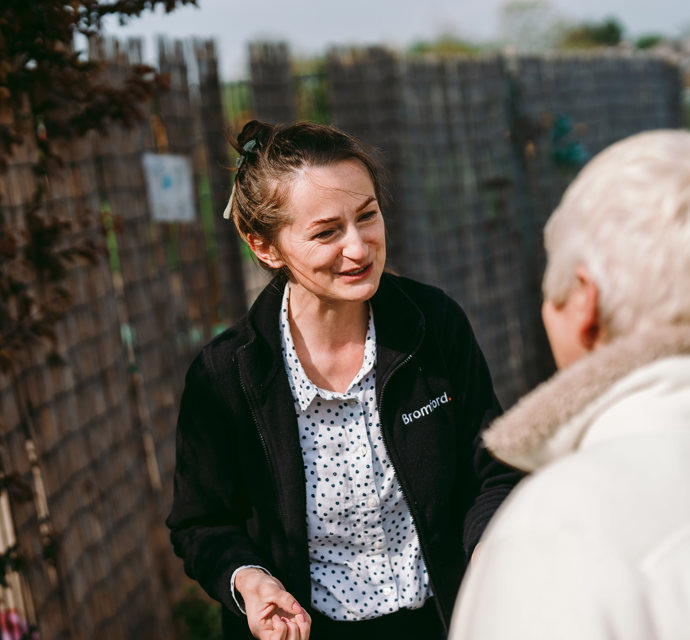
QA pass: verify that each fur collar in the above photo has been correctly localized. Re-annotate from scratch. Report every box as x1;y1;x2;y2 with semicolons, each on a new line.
484;325;690;471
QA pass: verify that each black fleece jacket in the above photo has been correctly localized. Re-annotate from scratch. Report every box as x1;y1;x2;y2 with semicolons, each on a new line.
166;273;522;638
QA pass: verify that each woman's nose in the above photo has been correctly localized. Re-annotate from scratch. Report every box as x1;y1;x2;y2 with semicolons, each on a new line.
342;227;367;260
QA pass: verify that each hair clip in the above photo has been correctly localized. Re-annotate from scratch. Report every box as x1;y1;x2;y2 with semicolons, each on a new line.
236;139;258;169
223;182;235;220
226;139;258;218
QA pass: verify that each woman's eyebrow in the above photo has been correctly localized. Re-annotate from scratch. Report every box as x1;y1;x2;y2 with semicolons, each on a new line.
306;196;378;230
356;196;376;212
306;216;339;230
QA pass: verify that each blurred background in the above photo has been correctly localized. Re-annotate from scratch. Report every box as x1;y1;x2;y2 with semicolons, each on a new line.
104;0;690;80
1;1;689;638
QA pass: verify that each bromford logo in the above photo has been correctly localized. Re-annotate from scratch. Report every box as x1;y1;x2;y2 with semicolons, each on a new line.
401;391;451;425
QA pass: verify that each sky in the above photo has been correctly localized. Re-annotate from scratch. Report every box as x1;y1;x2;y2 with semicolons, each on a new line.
102;0;690;79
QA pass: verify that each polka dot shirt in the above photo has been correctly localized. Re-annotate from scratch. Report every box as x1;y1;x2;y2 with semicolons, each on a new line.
280;283;431;621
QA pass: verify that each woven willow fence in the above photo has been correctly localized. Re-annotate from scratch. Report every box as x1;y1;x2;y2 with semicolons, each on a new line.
0;37;246;639
0;37;683;639
251;44;682;404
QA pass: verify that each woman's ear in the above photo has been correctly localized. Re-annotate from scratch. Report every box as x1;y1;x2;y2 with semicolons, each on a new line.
247;234;285;269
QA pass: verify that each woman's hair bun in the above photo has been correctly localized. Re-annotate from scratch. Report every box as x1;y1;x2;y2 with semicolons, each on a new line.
236;120;273;152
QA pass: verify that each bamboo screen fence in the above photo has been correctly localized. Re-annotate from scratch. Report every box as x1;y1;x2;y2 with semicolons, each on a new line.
0;37;683;639
0;37;246;639
250;44;682;402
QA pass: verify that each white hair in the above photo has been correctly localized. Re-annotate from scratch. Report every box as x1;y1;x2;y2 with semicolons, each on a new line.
542;129;690;339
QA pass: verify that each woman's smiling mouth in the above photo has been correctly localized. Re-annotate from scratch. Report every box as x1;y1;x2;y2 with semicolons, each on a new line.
340;264;371;277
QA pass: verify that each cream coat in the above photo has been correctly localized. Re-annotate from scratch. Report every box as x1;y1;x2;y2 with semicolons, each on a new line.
450;325;690;640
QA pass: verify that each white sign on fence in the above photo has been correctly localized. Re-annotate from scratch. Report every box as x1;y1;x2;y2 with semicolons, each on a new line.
142;152;196;222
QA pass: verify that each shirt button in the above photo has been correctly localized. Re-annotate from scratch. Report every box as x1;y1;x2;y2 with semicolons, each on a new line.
348;398;358;407
357;445;367;457
367;496;378;508
382;586;394;596
373;540;384;550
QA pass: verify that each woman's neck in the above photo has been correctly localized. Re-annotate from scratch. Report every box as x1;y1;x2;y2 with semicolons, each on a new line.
287;287;370;392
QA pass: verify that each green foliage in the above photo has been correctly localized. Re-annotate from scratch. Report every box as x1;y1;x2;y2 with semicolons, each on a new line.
408;35;482;56
635;34;665;50
223;80;253;136
223;58;331;132
558;18;624;49
295;62;331;124
172;586;222;640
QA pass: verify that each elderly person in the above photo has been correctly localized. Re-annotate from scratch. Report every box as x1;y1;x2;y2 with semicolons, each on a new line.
449;129;690;640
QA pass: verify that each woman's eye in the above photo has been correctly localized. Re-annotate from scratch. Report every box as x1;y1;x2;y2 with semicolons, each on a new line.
313;229;335;240
359;210;377;222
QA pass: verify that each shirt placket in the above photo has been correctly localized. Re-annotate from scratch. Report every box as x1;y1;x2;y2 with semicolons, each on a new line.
347;389;399;605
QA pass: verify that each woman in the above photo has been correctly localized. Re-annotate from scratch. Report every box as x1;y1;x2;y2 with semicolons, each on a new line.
449;130;690;639
166;120;522;640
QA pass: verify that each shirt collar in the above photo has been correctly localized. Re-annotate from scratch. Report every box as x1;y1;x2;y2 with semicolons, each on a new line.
280;282;376;411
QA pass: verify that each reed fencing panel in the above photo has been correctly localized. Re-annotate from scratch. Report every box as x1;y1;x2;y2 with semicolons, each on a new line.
0;36;242;640
249;43;683;406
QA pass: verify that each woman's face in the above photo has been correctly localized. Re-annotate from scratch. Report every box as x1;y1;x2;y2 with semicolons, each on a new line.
264;159;386;307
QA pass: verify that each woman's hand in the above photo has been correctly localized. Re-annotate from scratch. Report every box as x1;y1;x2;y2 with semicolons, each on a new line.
235;567;311;639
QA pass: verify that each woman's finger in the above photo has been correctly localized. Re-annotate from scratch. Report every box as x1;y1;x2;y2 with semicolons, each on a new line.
268;614;287;640
294;612;311;640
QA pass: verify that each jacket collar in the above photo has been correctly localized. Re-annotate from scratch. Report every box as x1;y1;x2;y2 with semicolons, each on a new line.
484;324;690;472
239;273;288;399
370;272;425;379
242;272;426;396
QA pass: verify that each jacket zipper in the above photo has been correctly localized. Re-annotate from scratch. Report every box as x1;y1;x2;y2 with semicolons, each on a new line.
377;337;446;628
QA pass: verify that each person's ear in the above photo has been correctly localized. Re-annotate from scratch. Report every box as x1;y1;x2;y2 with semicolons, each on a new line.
247;234;285;269
573;265;602;351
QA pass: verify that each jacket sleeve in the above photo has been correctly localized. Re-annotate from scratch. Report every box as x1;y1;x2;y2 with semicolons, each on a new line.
441;296;524;558
165;350;268;616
